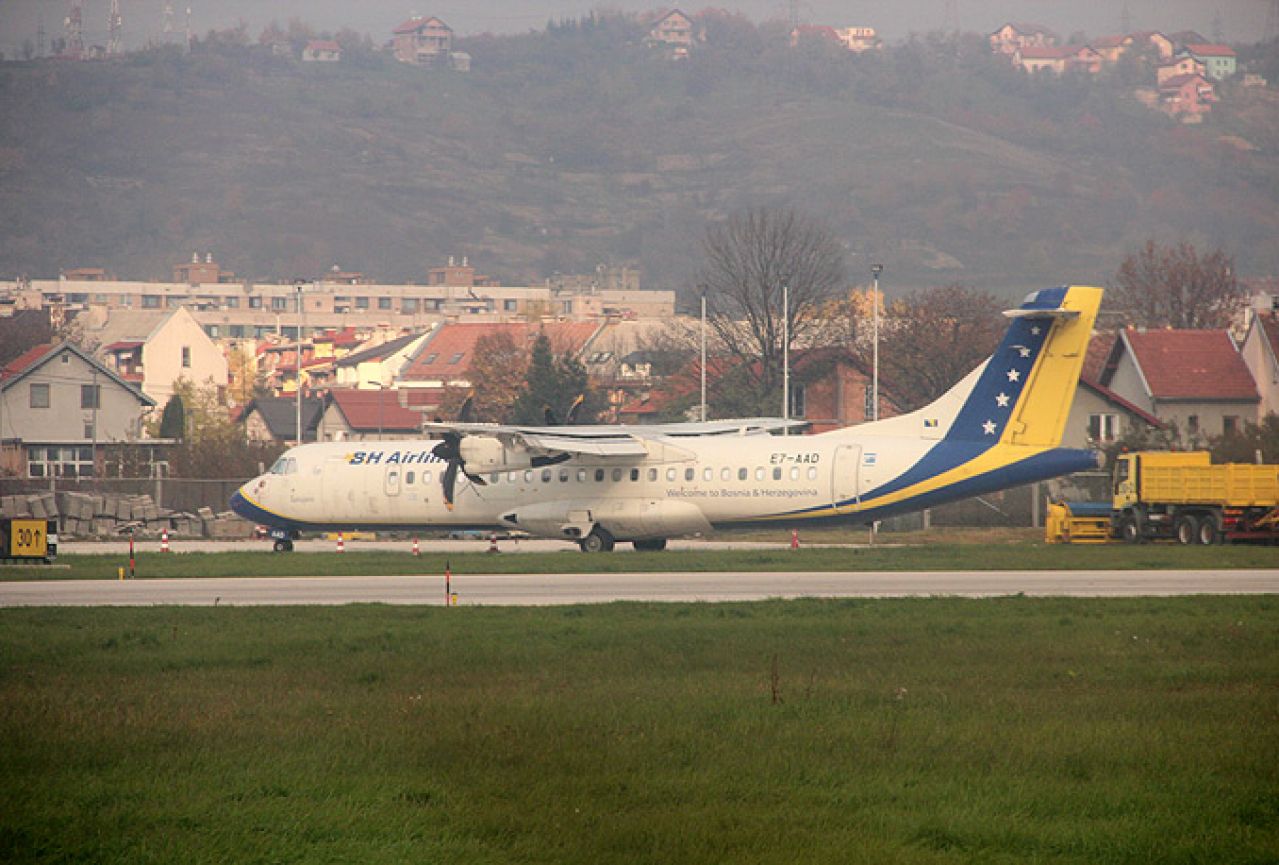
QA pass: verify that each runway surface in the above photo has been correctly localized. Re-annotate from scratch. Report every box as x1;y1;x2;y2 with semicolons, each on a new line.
2;569;1276;606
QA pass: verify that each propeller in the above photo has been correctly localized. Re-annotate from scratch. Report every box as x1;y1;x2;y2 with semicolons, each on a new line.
429;430;485;511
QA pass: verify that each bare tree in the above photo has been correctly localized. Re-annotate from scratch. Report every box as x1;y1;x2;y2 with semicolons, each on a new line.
1112;240;1246;330
870;284;1004;412
697;206;847;416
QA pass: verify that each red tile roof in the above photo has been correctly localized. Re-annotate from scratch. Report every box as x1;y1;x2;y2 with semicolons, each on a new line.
306;40;341;52
1082;331;1117;382
1185;43;1236;57
2;343;54;380
1090;35;1129;48
103;340;144;352
400;322;602;381
326;389;422;432
1123;329;1258;401
1160;73;1210;90
393;16;449;34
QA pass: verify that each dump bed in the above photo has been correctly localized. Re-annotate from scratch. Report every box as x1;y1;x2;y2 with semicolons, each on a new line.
1139;461;1279;507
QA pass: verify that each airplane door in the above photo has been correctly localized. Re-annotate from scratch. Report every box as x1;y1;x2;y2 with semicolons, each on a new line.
831;444;861;509
384;465;402;497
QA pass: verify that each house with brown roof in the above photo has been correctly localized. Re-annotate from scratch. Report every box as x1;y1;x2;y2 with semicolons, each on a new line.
990;22;1058;55
0;342;155;478
1183;44;1237;80
1240;313;1279;420
320;389;423;441
1157;55;1206;85
242;396;325;443
1159;73;1217;122
647;9;699;59
392;16;453;65
1014;44;1102;75
1093;328;1260;443
1089;34;1133;64
302;40;342;62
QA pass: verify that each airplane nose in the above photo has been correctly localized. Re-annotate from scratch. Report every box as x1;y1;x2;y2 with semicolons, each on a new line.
229;487;252;521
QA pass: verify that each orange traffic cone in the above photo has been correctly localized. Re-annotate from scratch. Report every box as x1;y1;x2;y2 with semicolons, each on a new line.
790;528;799;550
412;537;420;557
336;532;345;553
160;527;170;553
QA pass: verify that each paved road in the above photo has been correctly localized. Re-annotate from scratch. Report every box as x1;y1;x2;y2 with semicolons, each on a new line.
2;570;1276;607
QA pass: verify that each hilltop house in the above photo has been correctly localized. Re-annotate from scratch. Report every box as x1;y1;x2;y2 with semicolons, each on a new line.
647;9;699;59
1183;44;1237;80
392;16;454;66
1014;44;1103;75
990;22;1058;55
1157;55;1207;85
1159;73;1218;122
302;40;342;62
0;342;155;478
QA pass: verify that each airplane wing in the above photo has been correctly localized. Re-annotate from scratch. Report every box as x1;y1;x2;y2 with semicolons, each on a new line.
420;417;809;460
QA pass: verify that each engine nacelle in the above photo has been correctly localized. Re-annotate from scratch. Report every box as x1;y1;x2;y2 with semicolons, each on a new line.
458;436;533;471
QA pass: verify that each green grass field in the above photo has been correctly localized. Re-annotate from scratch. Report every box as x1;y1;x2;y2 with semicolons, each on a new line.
2;598;1276;863
4;538;1276;581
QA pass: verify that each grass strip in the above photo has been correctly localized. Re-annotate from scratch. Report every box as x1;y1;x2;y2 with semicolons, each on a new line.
1;597;1276;864
4;541;1277;581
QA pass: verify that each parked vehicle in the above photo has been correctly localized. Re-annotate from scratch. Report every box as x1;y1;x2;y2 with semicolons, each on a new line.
1047;451;1279;545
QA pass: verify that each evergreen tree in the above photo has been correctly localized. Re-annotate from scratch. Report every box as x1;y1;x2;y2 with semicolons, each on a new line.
159;394;186;441
509;333;603;424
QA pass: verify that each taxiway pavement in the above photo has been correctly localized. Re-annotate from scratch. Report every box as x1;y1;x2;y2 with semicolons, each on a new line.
2;569;1276;607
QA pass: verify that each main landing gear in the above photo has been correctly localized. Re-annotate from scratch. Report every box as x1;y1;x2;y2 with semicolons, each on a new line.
272;538;294;552
579;528;615;553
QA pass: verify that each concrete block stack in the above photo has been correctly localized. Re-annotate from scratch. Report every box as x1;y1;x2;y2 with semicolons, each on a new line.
0;490;255;539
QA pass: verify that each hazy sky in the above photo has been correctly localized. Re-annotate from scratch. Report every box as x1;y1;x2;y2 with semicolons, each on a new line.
0;1;1269;56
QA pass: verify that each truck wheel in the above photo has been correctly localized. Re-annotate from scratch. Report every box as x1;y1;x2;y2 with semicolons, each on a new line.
580;528;615;553
1119;517;1142;544
1196;518;1220;545
1175;515;1198;545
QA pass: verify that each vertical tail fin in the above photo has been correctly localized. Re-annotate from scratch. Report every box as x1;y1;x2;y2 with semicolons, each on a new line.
881;286;1102;448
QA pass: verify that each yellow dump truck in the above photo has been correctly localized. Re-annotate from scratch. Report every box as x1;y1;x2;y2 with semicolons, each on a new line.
1047;451;1279;545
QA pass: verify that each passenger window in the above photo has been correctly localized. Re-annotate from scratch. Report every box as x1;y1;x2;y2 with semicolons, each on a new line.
666;468;677;481
577;469;587;482
790;466;800;480
703;467;713;481
542;469;552;483
721;467;730;481
772;467;781;481
490;472;500;485
424;470;432;483
388;471;398;484
807;467;818;480
648;468;658;481
612;468;623;482
595;469;605;482
630;468;640;481
685;468;695;481
738;468;747;481
508;471;518;483
559;469;569;483
755;467;765;481
524;470;534;483
406;471;415;484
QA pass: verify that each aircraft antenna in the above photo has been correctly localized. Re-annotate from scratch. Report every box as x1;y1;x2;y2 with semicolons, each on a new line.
107;0;123;56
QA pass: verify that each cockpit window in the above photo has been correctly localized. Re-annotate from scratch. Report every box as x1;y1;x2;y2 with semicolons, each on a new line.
270;457;299;475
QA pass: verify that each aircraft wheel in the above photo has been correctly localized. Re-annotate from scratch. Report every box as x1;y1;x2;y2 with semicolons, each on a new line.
633;538;667;552
1174;515;1198;546
1196;517;1220;545
580;528;615;553
273;539;294;553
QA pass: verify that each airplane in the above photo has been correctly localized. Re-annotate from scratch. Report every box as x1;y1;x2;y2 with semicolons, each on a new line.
231;285;1103;552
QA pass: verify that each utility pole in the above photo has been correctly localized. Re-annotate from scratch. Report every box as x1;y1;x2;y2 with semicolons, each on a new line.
782;284;789;429
295;282;304;446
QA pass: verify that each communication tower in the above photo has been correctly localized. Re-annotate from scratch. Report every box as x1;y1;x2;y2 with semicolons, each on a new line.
163;2;174;37
107;0;123;56
64;1;84;59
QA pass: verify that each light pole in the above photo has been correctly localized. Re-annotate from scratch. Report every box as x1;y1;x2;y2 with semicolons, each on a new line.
699;286;707;423
294;281;304;445
870;264;883;422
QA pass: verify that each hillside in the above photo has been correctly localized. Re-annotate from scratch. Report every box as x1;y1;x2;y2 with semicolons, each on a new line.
1;19;1277;298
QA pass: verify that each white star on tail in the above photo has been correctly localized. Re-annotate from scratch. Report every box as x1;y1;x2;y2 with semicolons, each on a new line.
982;420;997;435
1031;326;1041;335
1007;368;1020;382
1018;346;1032;358
996;392;1010;407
